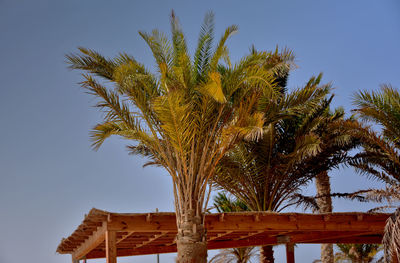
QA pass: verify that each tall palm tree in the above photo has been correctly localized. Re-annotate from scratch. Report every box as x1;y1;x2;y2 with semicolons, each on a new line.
66;11;293;262
209;193;258;263
351;85;400;262
334;244;382;263
310;109;363;263
315;170;334;263
212;74;360;262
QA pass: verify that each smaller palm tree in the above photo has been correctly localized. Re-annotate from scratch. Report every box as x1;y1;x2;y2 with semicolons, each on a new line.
209;248;258;263
334;244;382;263
209;193;259;263
351;85;400;261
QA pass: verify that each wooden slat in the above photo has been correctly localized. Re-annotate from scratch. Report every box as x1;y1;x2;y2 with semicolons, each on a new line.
208;231;233;241
116;231;135;244
72;221;106;260
235;230;264;240
135;232;169;249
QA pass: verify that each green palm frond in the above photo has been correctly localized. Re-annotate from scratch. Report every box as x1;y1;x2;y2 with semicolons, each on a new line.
335;243;382;263
354;84;400;144
193;11;214;83
138;29;173;71
197;71;226;102
66;47;117;80
209;25;238;72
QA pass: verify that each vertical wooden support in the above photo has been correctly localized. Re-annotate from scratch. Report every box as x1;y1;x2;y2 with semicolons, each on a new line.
393;251;399;263
106;230;117;263
72;258;79;263
286;243;295;263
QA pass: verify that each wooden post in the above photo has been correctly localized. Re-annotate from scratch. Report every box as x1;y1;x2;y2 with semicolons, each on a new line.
106;230;117;263
286;243;295;263
393;251;399;263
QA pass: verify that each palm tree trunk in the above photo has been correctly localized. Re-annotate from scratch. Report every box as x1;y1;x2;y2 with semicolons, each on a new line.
176;209;207;263
260;245;274;263
315;171;334;263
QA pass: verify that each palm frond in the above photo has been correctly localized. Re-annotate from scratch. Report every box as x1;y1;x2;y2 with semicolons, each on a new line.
193;11;214;83
66;47;117;80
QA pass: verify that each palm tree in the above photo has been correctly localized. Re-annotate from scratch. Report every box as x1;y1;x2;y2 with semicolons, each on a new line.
334;244;382;263
309;109;364;263
209;193;258;263
212;73;360;262
315;170;334;263
351;85;400;262
66;11;293;262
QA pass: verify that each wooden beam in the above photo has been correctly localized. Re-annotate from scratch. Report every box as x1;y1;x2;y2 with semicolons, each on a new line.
107;214;177;232
302;235;383;244
86;245;178;259
206;213;387;232
106;213;387;232
291;231;374;243
106;230;117;263
209;236;278;250
72;221;106;260
286;243;295;263
83;232;382;259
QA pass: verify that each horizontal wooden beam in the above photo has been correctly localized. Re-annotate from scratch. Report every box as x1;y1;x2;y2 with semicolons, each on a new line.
206;213;387;232
83;232;383;259
291;231;374;243
86;245;178;259
209;236;278;250
314;235;383;244
107;214;177;232
106;213;387;233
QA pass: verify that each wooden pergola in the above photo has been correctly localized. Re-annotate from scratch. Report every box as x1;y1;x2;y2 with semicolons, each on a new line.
57;208;391;263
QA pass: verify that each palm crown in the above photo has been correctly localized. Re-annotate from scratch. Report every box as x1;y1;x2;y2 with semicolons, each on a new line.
212;75;359;212
66;11;297;262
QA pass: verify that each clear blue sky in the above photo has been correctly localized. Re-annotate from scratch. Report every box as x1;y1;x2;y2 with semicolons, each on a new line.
1;0;399;262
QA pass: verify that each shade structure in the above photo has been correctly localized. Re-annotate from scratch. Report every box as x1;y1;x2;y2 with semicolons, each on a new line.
57;208;390;261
